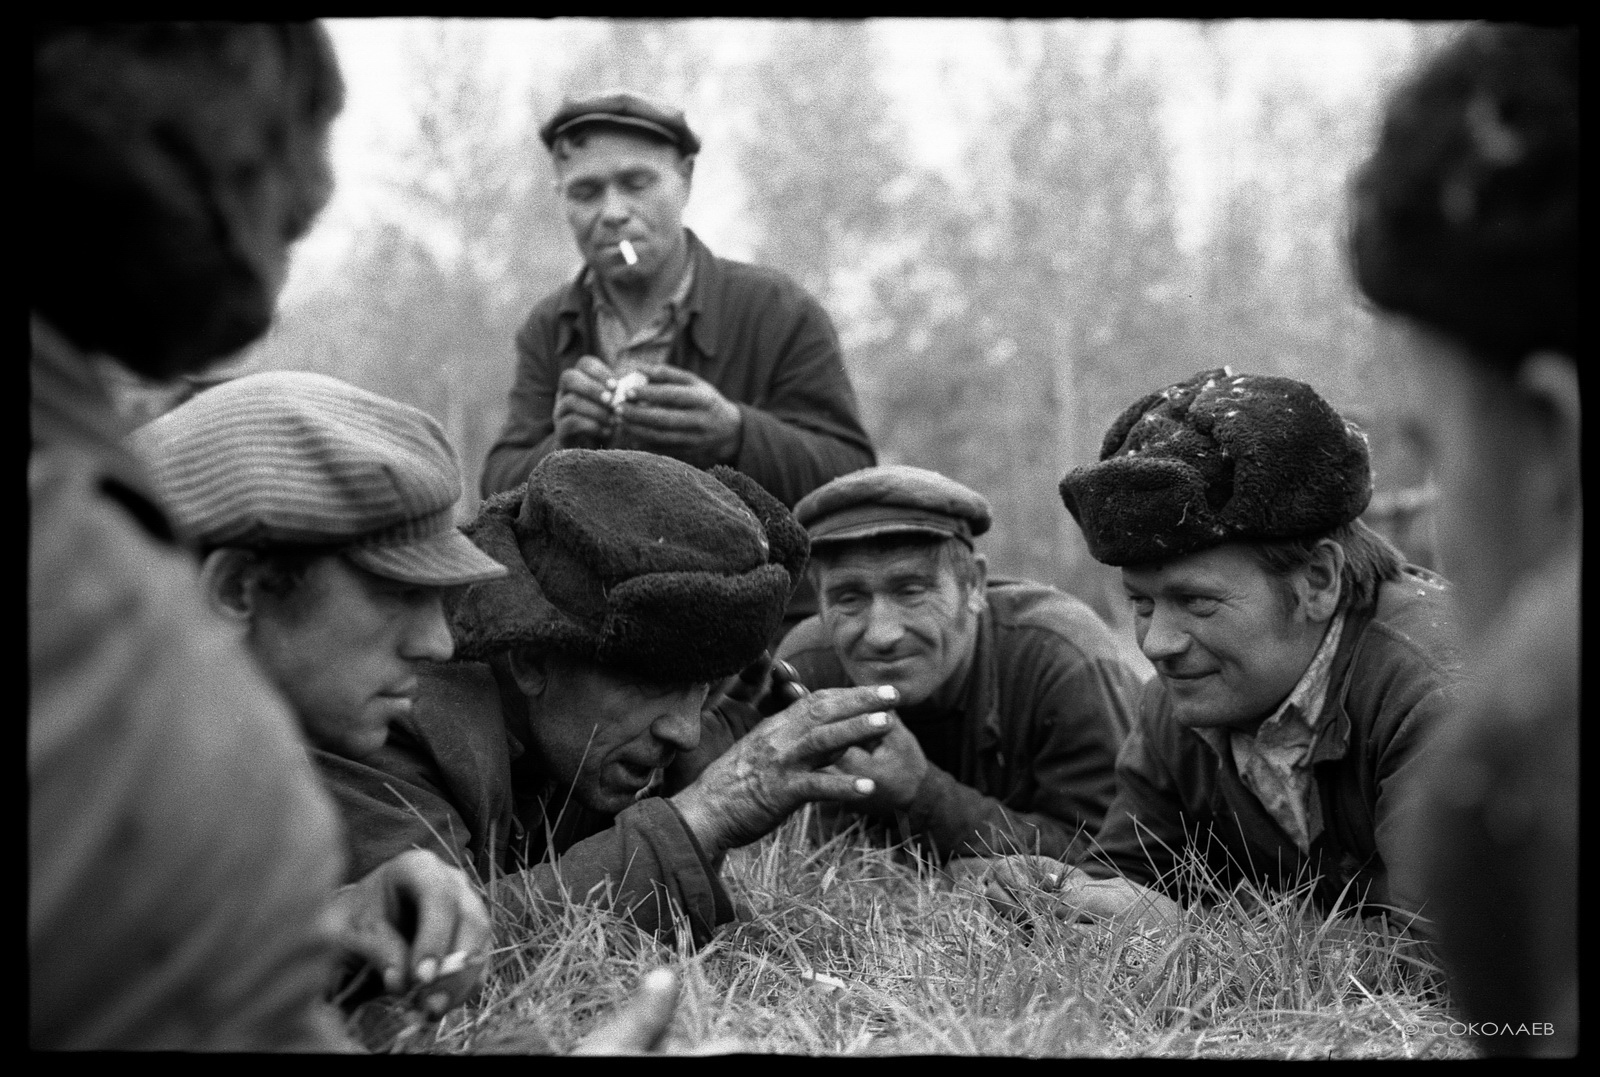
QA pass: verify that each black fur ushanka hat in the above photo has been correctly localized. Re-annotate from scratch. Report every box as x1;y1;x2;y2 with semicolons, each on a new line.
449;449;808;683
1059;368;1373;567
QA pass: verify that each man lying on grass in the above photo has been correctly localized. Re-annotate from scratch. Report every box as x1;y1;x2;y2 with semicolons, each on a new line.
134;370;510;1020
774;464;1140;864
324;447;901;946
986;369;1460;935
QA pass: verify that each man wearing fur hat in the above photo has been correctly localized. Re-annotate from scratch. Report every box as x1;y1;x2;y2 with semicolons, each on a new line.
323;448;902;946
985;369;1460;933
774;465;1140;864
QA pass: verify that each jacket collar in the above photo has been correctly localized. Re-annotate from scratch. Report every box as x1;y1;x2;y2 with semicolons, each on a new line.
555;228;723;359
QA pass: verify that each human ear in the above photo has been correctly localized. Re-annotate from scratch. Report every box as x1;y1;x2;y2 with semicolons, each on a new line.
967;553;990;614
1296;539;1345;623
506;647;550;699
1513;351;1581;535
677;153;696;188
199;548;261;626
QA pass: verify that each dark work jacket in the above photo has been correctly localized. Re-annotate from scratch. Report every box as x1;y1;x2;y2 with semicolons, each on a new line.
481;228;875;506
316;661;736;947
29;317;350;1051
1083;569;1460;919
777;579;1142;862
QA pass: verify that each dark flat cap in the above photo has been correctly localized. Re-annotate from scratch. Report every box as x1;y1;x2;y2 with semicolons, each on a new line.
1059;368;1372;566
131;371;507;587
539;90;700;156
795;465;992;550
449;450;808;683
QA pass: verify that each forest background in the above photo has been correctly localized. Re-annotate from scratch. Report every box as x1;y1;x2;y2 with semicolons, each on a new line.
228;17;1462;667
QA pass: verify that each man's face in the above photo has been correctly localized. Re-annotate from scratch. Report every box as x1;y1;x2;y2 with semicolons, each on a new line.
1122;544;1325;732
248;555;454;759
553;128;692;288
817;542;983;708
523;655;708;817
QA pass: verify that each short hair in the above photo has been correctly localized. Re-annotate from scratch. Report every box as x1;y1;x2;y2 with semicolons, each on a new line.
1248;518;1407;616
33;23;345;378
1350;23;1577;369
204;544;339;603
810;533;982;594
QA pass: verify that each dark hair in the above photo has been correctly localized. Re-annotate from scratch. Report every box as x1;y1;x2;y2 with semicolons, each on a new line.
33;23;344;378
809;533;982;592
203;544;338;603
1249;518;1407;616
1350;23;1577;368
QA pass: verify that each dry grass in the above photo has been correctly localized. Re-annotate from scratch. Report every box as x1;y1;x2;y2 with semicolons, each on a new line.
352;806;1474;1057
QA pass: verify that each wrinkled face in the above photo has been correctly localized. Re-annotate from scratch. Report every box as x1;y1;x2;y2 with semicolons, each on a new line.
525;655;709;817
817;543;982;708
1123;545;1324;732
248;555;455;759
1391;322;1535;639
553;128;692;288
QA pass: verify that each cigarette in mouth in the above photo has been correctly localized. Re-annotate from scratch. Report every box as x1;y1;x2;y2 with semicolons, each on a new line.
619;239;639;265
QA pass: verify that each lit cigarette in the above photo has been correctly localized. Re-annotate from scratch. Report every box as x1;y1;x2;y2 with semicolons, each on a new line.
619;239;639;265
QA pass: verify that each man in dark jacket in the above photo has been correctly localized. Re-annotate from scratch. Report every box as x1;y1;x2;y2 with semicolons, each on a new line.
775;465;1140;864
986;369;1460;934
1350;23;1577;1057
30;22;357;1050
480;91;875;634
321;448;903;947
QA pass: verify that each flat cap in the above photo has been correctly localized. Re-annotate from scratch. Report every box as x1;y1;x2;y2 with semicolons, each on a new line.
1059;368;1372;566
539;89;701;156
131;371;507;587
449;450;809;683
795;465;992;550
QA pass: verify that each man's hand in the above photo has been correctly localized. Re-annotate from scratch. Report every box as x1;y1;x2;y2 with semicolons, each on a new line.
570;968;681;1055
833;714;928;810
553;355;619;449
671;684;900;856
325;849;493;1018
614;365;743;467
980;854;1181;935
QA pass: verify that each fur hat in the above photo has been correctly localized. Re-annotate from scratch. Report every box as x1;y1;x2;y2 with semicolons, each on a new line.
1059;368;1372;566
449;450;808;683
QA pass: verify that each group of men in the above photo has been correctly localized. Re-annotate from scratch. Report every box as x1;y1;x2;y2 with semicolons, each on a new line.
30;21;1574;1058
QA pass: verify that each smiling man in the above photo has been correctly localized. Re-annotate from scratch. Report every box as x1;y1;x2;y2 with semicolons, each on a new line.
775;465;1139;865
328;448;903;946
987;369;1460;932
480;90;875;638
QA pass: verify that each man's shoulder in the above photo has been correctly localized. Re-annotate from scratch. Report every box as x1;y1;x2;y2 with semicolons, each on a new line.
984;578;1126;664
694;237;821;310
1356;569;1462;679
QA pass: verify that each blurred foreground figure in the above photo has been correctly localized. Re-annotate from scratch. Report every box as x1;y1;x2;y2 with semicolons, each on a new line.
325;449;902;946
1351;23;1578;1057
132;370;507;1022
987;370;1460;935
29;23;354;1049
776;465;1138;864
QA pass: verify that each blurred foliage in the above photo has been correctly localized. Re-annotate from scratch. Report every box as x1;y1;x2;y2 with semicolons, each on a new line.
246;18;1456;629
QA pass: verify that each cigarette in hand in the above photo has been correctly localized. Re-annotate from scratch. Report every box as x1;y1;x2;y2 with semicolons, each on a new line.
619;239;639;265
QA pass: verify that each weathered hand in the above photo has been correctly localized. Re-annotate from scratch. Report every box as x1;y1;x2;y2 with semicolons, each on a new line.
614;364;743;467
553;354;618;449
326;849;493;1018
980;855;1181;935
671;684;900;856
833;713;928;810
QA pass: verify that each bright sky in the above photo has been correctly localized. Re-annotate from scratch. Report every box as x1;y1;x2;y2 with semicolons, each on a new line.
286;18;1438;305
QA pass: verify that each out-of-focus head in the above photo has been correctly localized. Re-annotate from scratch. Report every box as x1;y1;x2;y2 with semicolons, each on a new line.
1351;23;1579;634
33;22;344;379
1063;369;1402;730
449;448;808;813
797;466;992;706
131;371;505;758
542;90;697;288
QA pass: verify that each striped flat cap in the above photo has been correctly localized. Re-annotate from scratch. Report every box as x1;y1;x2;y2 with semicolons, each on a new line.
131;371;507;587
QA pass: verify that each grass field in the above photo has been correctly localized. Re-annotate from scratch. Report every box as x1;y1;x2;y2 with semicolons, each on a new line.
353;806;1475;1058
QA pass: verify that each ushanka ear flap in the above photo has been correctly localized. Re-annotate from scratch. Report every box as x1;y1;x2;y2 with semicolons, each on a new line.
447;487;555;661
709;465;810;592
598;564;793;683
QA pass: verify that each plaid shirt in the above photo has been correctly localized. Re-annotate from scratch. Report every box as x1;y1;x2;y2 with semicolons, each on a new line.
590;256;697;380
1224;613;1347;852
